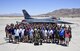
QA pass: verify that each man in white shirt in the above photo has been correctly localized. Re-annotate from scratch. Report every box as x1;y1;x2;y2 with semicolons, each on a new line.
29;28;34;42
44;29;48;42
48;29;53;43
14;27;20;44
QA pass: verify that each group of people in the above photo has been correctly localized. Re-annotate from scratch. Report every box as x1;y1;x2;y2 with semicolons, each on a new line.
5;23;72;46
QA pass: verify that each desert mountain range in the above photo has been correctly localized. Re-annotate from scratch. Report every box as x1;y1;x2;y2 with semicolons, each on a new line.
39;8;80;17
0;8;80;17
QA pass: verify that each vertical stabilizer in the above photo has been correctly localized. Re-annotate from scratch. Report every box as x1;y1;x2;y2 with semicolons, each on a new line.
22;9;31;19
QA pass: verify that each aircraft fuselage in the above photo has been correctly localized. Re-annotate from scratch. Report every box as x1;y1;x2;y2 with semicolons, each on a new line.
25;19;57;23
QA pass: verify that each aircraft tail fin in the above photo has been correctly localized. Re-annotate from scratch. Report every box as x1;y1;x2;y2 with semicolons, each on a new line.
22;9;31;19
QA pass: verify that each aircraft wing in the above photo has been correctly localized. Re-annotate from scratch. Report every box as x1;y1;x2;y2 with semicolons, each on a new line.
57;20;73;24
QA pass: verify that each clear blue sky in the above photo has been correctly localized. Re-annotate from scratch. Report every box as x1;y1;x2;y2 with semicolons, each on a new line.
0;0;80;15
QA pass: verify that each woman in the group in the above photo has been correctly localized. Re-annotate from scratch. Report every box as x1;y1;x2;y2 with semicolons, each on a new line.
10;23;15;43
54;27;59;44
59;27;65;45
8;25;13;43
68;25;72;41
23;26;29;42
5;24;10;38
65;30;71;46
